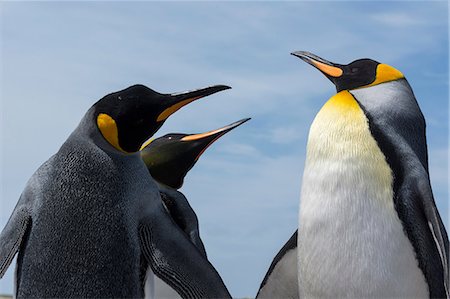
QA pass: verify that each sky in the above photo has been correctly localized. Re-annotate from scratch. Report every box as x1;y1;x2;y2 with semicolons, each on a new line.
0;1;448;298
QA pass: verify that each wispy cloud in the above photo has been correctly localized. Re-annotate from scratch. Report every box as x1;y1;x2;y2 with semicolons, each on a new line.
371;12;426;27
219;142;263;158
1;1;448;297
268;126;305;144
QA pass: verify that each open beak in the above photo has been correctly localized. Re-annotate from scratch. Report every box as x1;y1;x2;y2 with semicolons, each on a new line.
291;51;343;78
157;85;231;122
181;117;251;160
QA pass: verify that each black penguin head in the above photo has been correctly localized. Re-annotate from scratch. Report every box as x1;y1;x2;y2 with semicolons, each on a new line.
291;51;404;92
93;84;230;153
140;118;250;189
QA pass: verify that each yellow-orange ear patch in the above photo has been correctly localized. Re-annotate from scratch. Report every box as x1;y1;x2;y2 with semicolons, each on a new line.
97;113;127;153
369;64;404;87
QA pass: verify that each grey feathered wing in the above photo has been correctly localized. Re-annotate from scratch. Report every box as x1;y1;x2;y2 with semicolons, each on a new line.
139;202;231;299
0;204;31;278
158;186;207;258
400;169;449;298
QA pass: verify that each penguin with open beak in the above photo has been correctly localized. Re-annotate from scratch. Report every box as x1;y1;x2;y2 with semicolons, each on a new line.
140;118;250;299
0;84;232;298
291;51;449;298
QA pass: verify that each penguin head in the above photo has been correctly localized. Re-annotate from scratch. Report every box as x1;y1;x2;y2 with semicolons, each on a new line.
291;51;404;92
140;118;250;189
93;84;230;153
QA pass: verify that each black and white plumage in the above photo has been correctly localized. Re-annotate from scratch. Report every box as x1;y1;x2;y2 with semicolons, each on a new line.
0;84;231;298
140;118;250;299
292;51;449;298
144;184;208;299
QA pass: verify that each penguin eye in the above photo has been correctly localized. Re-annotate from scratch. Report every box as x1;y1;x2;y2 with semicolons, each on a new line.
351;67;359;73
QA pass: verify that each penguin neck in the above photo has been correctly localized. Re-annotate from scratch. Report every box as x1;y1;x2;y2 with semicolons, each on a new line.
304;90;392;178
156;181;184;201
301;90;393;207
349;79;429;172
155;181;176;191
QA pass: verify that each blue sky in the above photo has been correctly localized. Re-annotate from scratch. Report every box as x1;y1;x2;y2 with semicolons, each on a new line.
0;1;448;297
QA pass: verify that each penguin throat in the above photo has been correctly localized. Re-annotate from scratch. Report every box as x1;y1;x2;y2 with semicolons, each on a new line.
305;91;392;171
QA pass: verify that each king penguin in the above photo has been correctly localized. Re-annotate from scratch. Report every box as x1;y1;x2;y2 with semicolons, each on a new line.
0;84;232;298
291;51;449;298
140;118;250;299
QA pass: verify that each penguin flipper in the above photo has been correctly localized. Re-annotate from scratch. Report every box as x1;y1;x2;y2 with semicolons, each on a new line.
256;230;299;299
410;173;449;297
392;166;449;298
158;186;207;258
139;203;231;299
0;206;31;278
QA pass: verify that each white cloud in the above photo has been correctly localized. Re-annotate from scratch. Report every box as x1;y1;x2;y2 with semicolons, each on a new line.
1;1;448;297
268;126;305;144
218;142;263;158
371;12;425;27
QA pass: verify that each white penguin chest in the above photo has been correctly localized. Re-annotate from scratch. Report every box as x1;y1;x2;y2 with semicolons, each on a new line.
298;91;428;298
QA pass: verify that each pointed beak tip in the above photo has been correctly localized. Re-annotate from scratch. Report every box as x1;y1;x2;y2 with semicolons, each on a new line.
158;84;233;122
200;84;232;97
218;117;251;134
241;117;252;124
230;117;251;129
291;51;315;65
291;50;308;57
290;51;341;77
212;85;232;93
181;117;251;142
